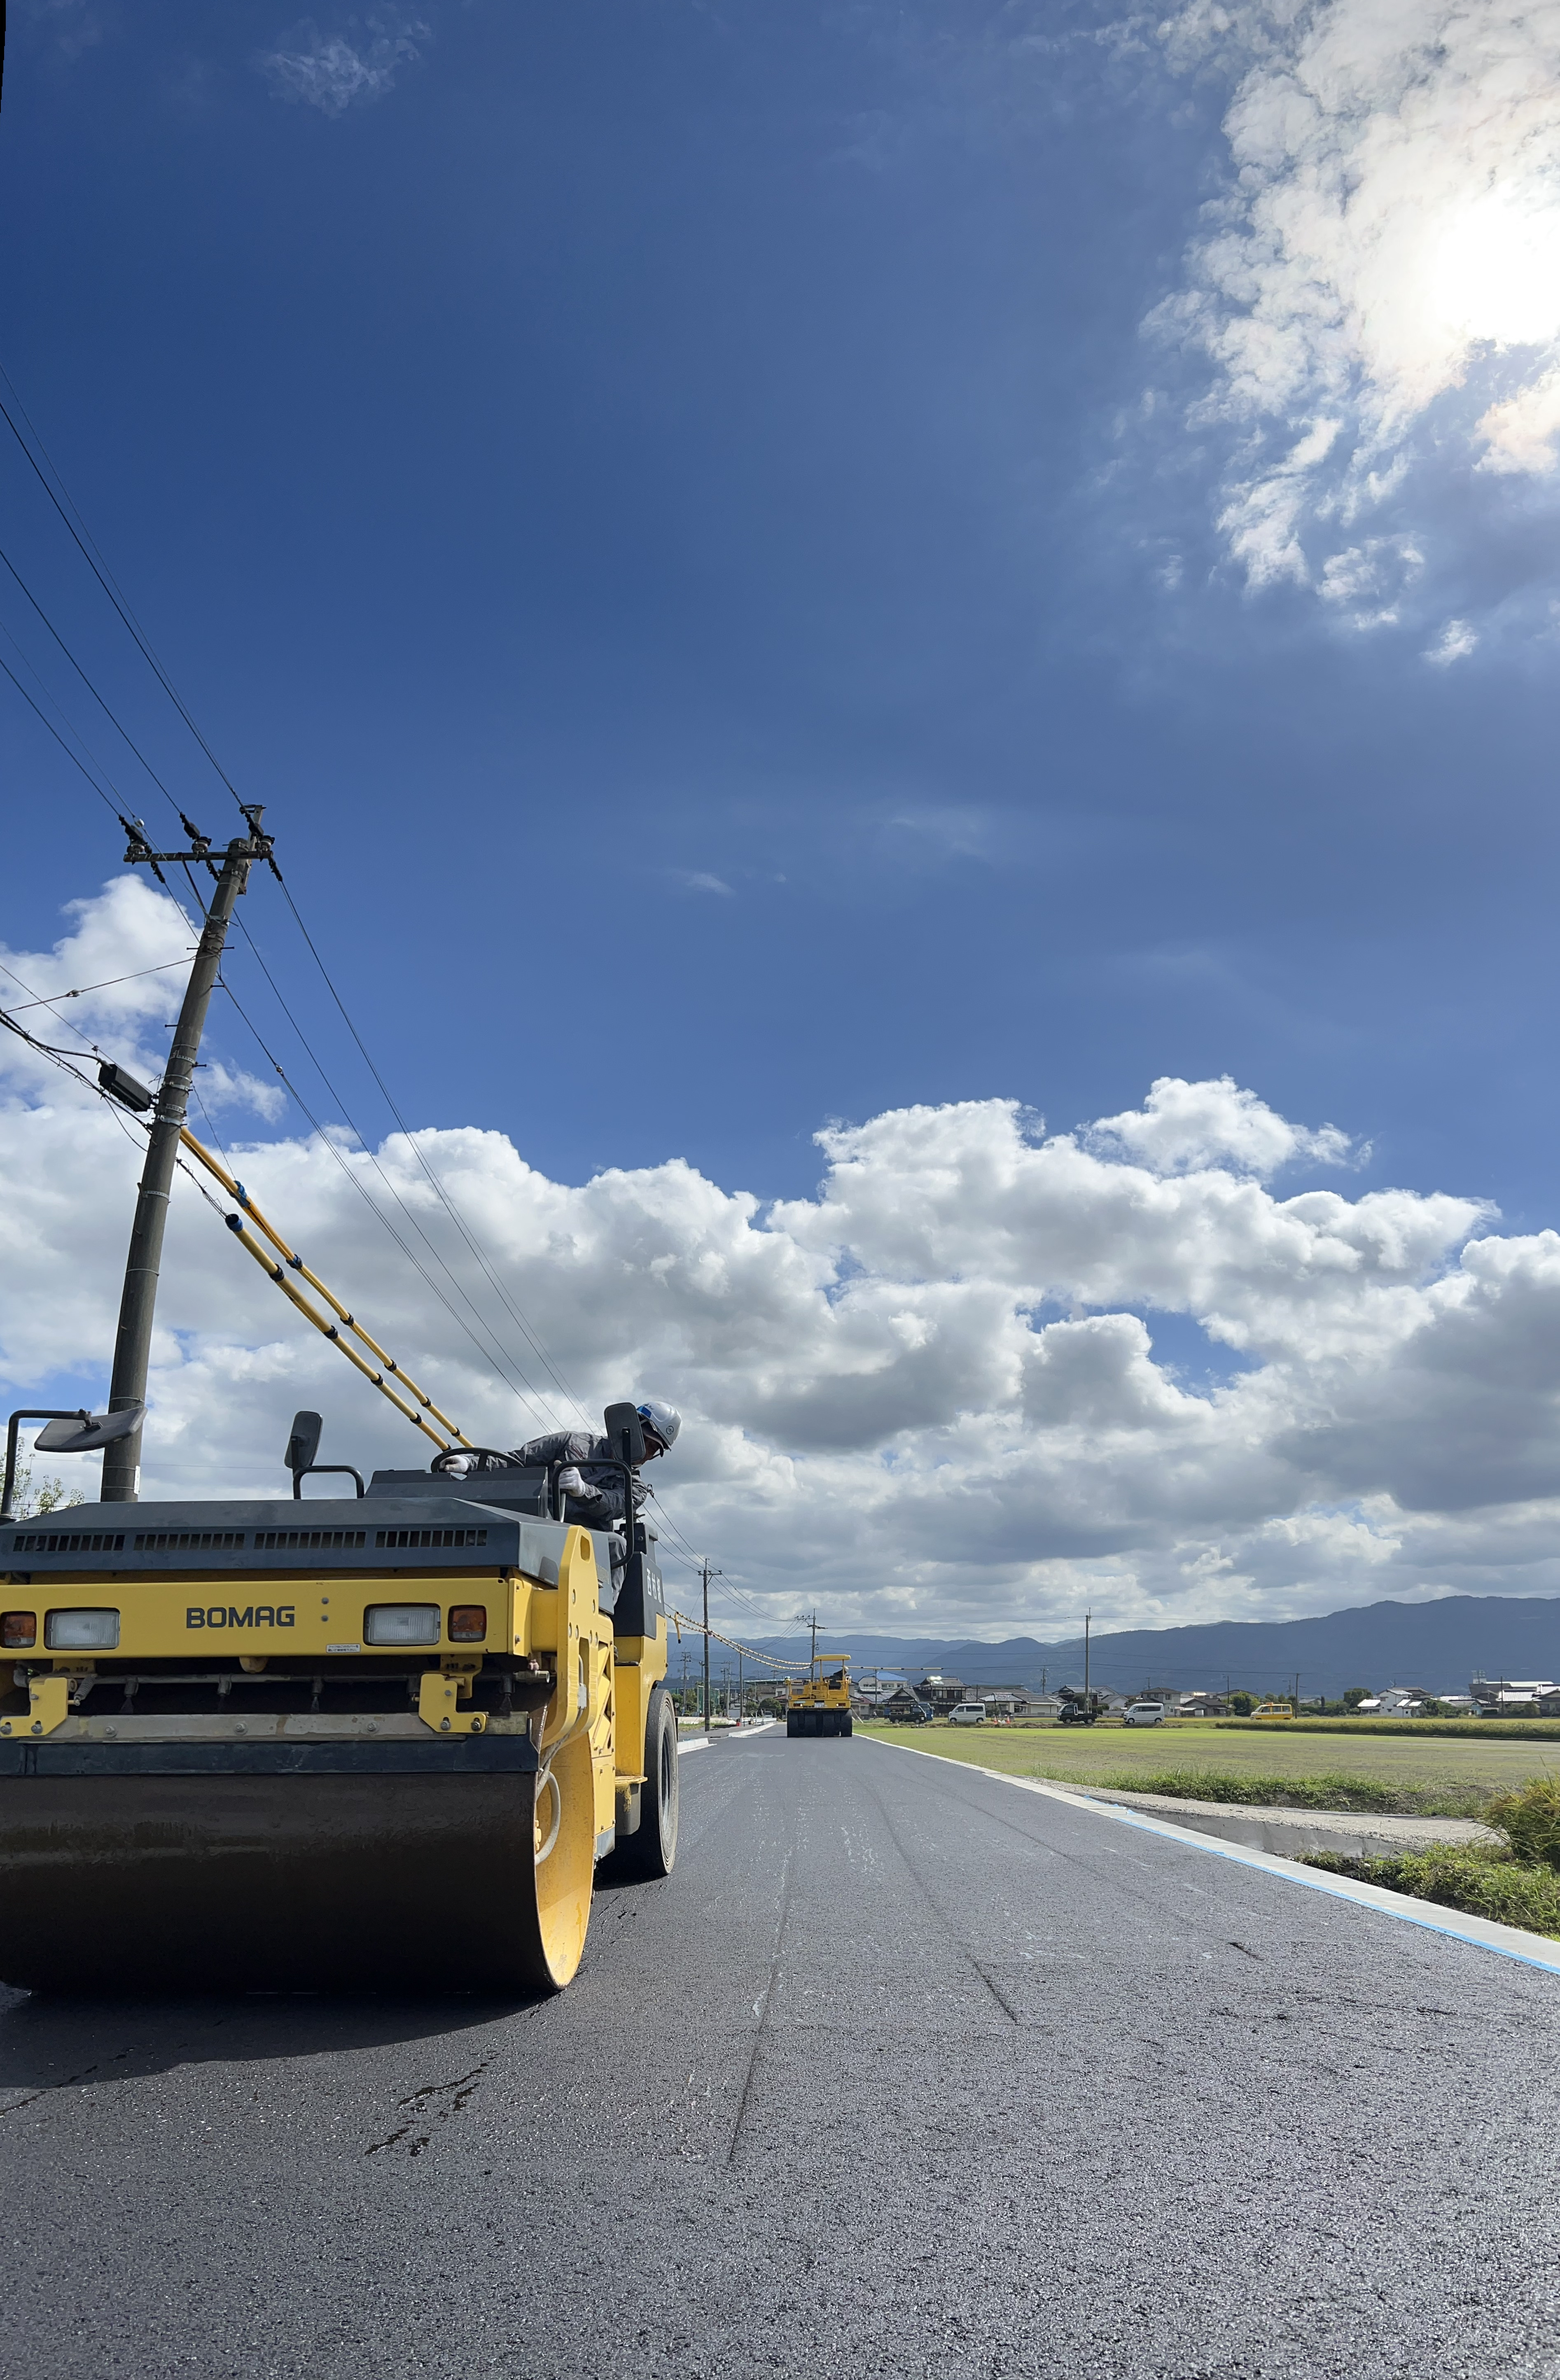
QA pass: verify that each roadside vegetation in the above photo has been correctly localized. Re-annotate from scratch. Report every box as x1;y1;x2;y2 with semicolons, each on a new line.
1304;1776;1560;1939
1215;1717;1560;1741
1053;1768;1491;1818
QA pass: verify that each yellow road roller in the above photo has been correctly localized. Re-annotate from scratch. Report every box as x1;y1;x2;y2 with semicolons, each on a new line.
0;1412;678;1993
786;1654;852;1737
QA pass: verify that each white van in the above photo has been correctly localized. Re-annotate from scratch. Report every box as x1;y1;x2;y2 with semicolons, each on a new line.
948;1701;988;1727
1123;1699;1166;1727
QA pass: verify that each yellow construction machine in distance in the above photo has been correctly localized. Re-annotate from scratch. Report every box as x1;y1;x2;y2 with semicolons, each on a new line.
786;1654;852;1737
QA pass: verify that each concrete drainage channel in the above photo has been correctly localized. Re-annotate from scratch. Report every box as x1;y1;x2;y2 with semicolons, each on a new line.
1065;1784;1502;1864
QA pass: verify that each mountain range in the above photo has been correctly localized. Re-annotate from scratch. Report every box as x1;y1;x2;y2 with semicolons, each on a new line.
725;1596;1560;1701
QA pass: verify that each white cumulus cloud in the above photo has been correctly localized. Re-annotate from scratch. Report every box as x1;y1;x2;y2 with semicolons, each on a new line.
9;886;1560;1638
1149;0;1560;618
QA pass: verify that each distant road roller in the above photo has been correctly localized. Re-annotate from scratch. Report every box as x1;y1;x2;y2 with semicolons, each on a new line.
786;1655;852;1737
0;1413;678;1993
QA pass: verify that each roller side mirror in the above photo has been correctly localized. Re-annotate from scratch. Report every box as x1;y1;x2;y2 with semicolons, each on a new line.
603;1401;647;1466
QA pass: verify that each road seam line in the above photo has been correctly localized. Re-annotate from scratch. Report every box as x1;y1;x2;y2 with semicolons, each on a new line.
858;1735;1560;1978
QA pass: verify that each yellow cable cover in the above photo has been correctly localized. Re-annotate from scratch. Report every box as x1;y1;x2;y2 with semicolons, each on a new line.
182;1128;469;1452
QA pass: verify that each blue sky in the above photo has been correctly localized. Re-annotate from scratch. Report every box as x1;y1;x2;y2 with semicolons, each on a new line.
7;1;1560;1630
2;0;1556;1217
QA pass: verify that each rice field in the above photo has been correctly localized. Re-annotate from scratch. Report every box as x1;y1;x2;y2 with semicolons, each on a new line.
856;1718;1557;1801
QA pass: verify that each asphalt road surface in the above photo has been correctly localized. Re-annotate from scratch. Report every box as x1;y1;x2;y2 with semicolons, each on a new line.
2;1728;1557;2379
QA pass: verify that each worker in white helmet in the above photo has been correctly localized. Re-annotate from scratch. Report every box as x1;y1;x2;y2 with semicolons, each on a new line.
507;1399;682;1528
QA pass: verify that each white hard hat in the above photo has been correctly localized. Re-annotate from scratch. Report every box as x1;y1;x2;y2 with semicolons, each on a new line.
637;1398;682;1450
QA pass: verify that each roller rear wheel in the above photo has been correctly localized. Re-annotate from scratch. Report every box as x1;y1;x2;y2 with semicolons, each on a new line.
611;1685;679;1881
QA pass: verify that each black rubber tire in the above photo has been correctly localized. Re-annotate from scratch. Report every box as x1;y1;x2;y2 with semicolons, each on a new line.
612;1684;680;1881
786;1712;799;1737
841;1713;854;1737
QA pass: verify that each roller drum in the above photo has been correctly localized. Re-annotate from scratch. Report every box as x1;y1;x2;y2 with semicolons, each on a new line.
0;1736;597;1995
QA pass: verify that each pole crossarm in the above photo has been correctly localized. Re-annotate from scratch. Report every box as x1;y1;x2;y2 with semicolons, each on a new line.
179;1128;469;1451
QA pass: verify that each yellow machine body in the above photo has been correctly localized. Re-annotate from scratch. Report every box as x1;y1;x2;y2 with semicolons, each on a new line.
0;1506;677;1994
786;1655;852;1738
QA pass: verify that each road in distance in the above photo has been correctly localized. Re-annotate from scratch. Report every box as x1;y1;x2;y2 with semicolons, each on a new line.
0;1727;1555;2377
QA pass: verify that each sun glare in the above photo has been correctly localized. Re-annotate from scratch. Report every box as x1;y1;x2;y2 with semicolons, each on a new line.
1426;192;1560;350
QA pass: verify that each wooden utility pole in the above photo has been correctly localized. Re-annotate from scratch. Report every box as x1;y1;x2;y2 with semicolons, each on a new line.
701;1559;715;1725
102;815;274;1501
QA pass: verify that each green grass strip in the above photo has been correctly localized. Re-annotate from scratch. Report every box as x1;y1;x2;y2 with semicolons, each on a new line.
1086;1768;1491;1818
1303;1846;1560;1939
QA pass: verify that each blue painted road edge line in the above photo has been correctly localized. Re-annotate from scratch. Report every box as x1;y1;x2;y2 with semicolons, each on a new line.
861;1733;1560;1979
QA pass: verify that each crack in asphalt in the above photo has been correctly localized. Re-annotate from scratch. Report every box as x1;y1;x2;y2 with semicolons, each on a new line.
365;2061;488;2158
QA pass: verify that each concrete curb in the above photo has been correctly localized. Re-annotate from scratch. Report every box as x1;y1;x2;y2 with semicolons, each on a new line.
675;1736;709;1756
859;1734;1560;1979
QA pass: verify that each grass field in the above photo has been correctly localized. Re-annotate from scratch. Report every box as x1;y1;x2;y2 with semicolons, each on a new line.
857;1720;1558;1802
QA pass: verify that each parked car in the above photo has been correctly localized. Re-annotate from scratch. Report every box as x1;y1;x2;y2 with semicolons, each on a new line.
1123;1699;1166;1727
948;1701;988;1727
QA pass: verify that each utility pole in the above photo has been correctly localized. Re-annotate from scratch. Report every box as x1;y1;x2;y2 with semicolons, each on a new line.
737;1642;743;1729
103;814;275;1501
794;1608;820;1674
700;1560;721;1727
1084;1611;1091;1699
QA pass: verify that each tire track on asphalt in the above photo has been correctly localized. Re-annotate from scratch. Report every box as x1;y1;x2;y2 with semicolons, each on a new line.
854;1753;1022;2024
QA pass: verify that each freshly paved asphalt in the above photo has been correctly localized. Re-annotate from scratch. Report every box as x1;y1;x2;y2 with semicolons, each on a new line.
2;1727;1558;2379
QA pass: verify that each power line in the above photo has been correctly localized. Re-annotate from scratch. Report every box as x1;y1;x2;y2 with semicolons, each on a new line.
0;383;248;819
0;357;592;1436
0;534;193;821
220;923;558;1429
0;365;683;1492
1;366;585;1436
2;958;189;1010
210;983;556;1432
269;870;592;1428
0;644;125;825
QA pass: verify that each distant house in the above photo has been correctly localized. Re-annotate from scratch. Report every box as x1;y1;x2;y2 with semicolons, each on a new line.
1470;1678;1560;1715
915;1674;966;1714
1030;1694;1064;1720
1175;1693;1227;1717
976;1688;1031;1719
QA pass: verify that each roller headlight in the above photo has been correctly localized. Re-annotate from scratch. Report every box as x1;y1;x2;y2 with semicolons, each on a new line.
44;1609;120;1650
364;1604;441;1646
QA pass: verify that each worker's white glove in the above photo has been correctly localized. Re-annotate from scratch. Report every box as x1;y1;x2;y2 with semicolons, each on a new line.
556;1465;601;1502
437;1452;473;1477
